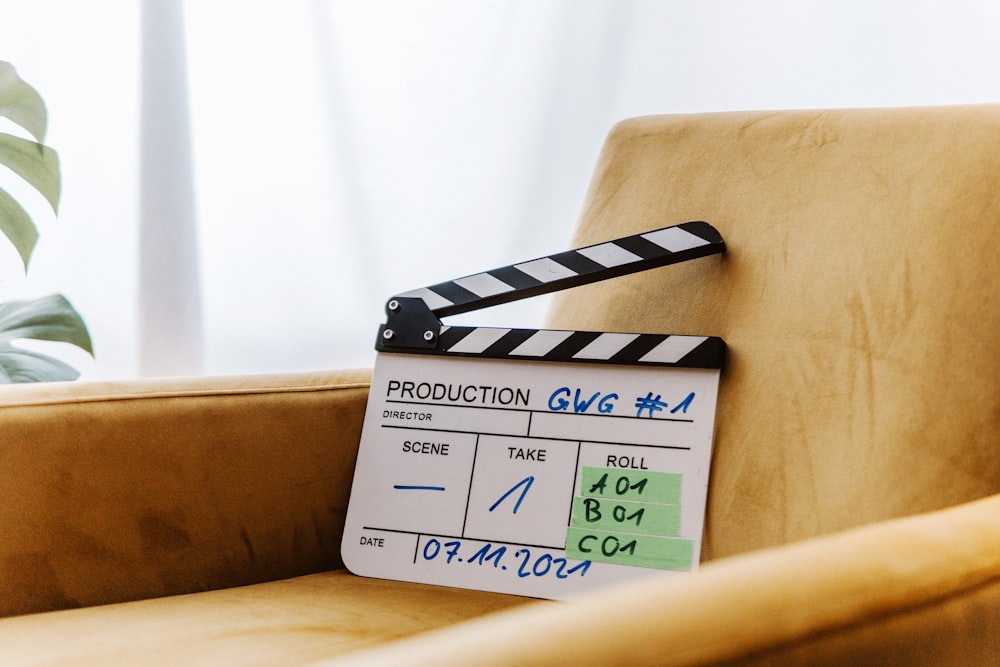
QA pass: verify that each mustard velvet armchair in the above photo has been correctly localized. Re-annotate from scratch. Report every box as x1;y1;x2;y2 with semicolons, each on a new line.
2;105;1000;666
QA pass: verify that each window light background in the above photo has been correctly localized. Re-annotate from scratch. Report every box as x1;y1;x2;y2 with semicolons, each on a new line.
1;0;998;379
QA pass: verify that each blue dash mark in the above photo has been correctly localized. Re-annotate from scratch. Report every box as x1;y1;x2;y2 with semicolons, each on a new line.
394;484;446;491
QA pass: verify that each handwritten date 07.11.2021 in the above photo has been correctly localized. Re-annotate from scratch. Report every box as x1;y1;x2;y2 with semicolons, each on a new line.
421;538;591;580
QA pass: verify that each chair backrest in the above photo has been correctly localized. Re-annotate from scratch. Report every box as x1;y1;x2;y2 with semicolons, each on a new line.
546;106;1000;561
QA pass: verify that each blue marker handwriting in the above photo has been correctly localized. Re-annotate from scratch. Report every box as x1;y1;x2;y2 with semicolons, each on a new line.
421;537;591;580
489;476;535;514
634;392;668;418
547;387;618;414
547;386;696;419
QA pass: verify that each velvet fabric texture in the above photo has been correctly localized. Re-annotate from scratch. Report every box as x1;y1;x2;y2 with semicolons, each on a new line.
547;106;1000;560
0;371;371;616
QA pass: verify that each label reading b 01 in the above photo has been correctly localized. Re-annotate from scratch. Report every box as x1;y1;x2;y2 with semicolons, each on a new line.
341;352;722;600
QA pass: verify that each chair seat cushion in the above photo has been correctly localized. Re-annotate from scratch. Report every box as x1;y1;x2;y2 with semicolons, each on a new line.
0;570;532;666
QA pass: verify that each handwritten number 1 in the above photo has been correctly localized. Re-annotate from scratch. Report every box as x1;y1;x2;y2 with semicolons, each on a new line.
489;476;535;514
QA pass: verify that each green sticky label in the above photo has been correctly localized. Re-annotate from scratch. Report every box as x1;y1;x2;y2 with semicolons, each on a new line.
579;466;681;504
565;527;693;571
570;496;681;536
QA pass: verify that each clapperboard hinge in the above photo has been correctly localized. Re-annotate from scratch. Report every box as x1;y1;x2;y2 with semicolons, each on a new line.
377;220;727;370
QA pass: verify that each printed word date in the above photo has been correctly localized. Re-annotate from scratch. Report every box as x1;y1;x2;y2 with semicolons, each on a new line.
421;538;591;580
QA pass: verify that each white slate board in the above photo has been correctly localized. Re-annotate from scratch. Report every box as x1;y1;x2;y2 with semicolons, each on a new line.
341;351;721;599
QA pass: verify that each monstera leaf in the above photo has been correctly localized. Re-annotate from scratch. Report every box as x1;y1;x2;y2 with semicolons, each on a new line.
0;62;92;382
0;61;59;267
0;294;93;382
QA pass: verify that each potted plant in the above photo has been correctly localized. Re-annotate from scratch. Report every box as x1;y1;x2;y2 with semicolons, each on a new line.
0;61;92;382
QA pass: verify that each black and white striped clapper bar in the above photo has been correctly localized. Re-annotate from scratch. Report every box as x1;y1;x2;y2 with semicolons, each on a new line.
376;220;726;368
343;221;727;600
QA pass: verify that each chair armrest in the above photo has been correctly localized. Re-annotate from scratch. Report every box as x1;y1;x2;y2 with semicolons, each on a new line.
0;369;371;617
332;492;1000;666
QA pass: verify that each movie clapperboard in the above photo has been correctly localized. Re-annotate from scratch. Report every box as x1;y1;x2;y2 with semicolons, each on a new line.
342;221;726;600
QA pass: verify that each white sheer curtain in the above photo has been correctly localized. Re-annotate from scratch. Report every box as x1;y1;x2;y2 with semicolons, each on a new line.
1;0;999;379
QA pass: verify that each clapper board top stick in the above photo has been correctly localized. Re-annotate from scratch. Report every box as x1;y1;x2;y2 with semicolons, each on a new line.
342;221;728;600
378;220;726;367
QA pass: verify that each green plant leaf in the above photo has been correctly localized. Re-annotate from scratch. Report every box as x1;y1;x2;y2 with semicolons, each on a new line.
0;132;60;213
0;346;80;383
0;65;58;271
0;293;94;383
0;61;47;142
0;186;38;268
0;66;89;383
